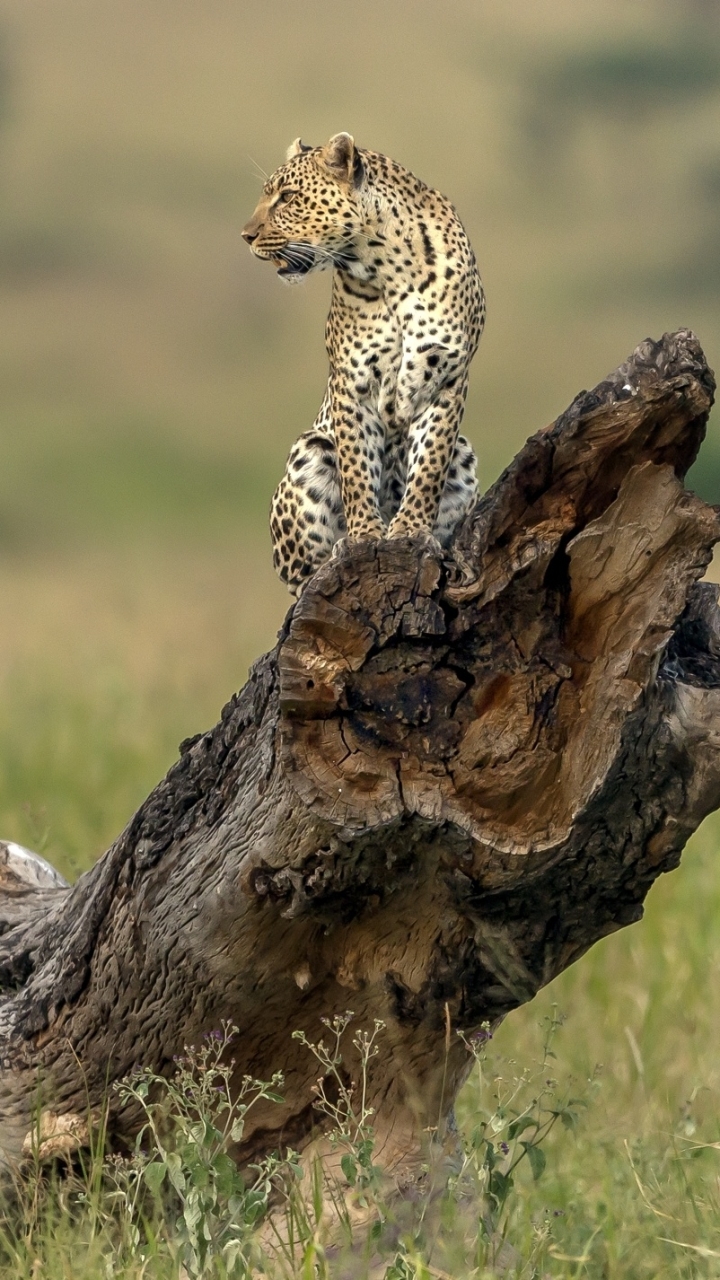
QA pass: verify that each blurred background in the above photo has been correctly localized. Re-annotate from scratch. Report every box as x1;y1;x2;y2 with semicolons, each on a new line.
2;1;720;1228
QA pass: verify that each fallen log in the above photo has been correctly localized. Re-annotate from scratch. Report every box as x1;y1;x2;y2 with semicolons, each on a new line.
0;329;718;1196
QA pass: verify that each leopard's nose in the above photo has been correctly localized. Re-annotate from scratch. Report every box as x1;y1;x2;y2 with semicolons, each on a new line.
242;224;259;244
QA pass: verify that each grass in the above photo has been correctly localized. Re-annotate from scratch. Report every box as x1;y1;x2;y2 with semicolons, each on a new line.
0;0;719;1272
2;973;720;1277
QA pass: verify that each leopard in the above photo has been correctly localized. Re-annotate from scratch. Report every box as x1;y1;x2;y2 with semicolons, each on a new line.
242;132;486;595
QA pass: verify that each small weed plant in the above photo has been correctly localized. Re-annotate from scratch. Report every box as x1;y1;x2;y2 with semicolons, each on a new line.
277;1014;389;1274
113;1022;297;1278
450;1008;596;1275
293;1014;386;1198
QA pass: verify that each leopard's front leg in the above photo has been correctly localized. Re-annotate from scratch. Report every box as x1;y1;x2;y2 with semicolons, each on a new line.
387;387;466;540
331;379;387;541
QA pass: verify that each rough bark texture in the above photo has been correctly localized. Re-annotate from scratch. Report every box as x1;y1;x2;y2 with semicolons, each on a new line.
0;329;719;1190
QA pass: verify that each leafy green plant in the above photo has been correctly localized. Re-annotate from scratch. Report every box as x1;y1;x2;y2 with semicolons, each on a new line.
114;1022;296;1278
452;1007;595;1272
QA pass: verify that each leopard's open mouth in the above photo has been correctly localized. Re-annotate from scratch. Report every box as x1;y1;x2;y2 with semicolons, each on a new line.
276;261;312;278
274;246;315;278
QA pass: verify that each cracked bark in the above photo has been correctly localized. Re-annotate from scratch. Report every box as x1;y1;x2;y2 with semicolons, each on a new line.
0;328;718;1195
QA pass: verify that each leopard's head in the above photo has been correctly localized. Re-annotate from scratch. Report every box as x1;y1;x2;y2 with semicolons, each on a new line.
242;133;366;282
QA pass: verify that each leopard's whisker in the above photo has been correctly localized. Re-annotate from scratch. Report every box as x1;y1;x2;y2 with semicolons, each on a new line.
246;154;269;182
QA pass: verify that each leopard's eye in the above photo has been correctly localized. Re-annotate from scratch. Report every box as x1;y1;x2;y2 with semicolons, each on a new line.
275;189;296;206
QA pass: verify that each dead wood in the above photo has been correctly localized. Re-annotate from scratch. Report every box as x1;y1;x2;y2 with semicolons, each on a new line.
0;328;718;1195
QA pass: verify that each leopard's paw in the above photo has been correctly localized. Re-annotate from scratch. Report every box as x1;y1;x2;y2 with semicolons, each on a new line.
386;521;443;557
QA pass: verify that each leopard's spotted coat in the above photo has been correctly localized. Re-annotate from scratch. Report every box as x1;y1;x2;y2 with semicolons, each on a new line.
242;133;485;594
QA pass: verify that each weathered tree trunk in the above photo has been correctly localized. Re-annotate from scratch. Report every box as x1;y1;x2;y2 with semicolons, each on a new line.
0;329;719;1193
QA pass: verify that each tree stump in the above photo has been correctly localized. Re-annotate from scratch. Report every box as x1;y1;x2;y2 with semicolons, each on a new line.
0;329;718;1194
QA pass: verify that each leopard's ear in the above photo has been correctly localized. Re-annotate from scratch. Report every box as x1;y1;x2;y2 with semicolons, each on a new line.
320;132;362;186
285;137;312;160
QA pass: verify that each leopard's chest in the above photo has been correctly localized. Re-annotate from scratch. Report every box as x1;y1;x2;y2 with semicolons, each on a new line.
328;291;404;424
